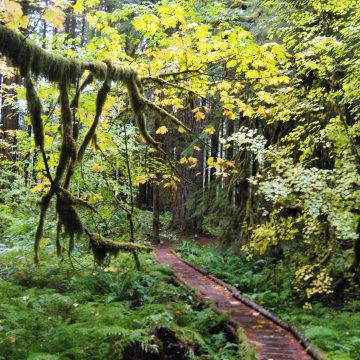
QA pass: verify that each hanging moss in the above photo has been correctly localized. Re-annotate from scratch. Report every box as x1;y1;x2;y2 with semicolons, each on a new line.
78;74;111;161
55;194;83;239
60;80;76;160
83;62;108;80
0;25;82;82
63;162;74;190
54;81;76;184
55;220;63;257
34;190;54;263
0;24;193;263
54;187;91;256
88;232;152;265
123;73;159;149
25;75;44;149
70;74;94;109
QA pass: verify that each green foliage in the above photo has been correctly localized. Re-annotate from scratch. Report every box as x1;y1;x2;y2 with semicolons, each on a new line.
176;241;289;306
0;248;246;360
208;0;360;300
280;306;360;360
177;239;360;359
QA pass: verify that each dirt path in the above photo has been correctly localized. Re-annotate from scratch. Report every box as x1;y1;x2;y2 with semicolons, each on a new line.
156;245;317;360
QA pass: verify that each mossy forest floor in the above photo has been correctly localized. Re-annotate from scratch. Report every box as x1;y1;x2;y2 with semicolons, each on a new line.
1;235;359;360
0;244;250;360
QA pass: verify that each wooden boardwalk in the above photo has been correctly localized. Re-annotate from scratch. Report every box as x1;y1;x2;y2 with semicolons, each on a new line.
156;245;320;360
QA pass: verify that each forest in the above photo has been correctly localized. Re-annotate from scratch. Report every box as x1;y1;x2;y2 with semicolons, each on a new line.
0;0;359;359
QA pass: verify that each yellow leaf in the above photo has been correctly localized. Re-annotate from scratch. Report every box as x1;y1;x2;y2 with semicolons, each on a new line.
44;6;65;29
0;0;28;29
203;127;216;135
257;105;268;117
178;126;186;134
194;111;205;122
188;156;198;168
31;183;44;193
73;0;84;13
207;157;215;166
91;194;103;202
160;98;175;106
134;175;149;184
155;126;168;135
163;180;177;191
257;91;274;104
188;156;198;164
243;105;255;117
104;266;117;272
138;135;146;143
132;14;160;36
85;0;98;6
90;164;104;172
245;69;259;79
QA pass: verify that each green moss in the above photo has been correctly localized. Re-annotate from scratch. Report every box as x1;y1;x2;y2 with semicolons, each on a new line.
0;25;188;263
78;76;110;161
54;81;76;185
88;232;152;265
34;190;54;263
70;74;94;109
83;61;107;80
25;76;44;149
0;25;82;82
55;195;83;241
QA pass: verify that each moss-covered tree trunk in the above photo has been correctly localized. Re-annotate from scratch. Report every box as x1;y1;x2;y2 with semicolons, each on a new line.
153;116;160;244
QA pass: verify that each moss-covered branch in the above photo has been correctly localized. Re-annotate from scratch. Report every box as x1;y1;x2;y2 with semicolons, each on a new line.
0;25;190;152
87;232;153;265
25;75;44;149
0;24;189;263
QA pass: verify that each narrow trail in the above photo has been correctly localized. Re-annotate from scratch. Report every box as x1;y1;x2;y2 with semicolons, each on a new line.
156;245;319;360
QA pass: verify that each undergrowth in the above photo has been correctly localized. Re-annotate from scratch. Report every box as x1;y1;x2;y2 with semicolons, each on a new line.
0;245;252;360
176;240;360;360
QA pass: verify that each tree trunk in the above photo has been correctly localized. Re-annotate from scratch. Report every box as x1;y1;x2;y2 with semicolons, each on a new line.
152;117;160;243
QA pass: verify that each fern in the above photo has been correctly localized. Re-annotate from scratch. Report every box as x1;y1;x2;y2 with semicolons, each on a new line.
305;326;339;339
0;247;248;359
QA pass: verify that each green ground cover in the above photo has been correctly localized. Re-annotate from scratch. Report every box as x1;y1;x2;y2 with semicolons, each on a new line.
176;240;360;360
0;246;252;360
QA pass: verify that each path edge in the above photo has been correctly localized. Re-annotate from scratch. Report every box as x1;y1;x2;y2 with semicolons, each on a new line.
156;250;257;357
168;248;325;360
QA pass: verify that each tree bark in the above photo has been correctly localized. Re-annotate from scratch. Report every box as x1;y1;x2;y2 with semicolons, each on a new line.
152;116;160;244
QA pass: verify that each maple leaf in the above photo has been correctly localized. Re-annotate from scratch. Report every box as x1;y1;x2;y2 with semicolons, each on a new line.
203;127;216;135
156;126;168;135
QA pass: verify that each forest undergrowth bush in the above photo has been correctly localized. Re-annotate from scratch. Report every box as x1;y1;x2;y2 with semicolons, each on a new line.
0;241;253;360
176;240;360;360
